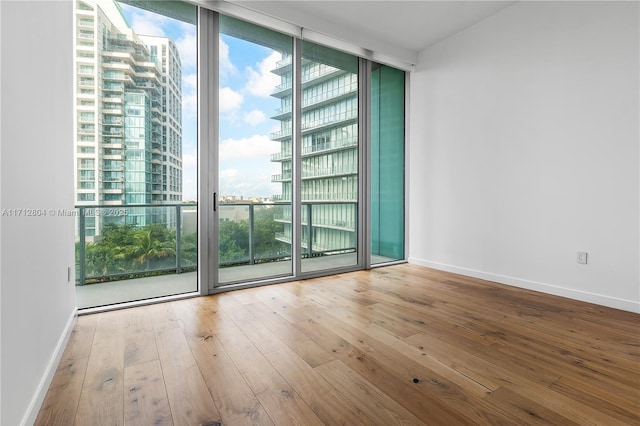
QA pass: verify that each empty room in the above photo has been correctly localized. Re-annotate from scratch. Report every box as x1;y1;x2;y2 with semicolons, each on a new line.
1;0;638;425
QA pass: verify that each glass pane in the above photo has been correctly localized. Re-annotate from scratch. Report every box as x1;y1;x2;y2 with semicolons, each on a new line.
301;41;359;273
218;15;293;284
371;63;405;263
73;0;198;308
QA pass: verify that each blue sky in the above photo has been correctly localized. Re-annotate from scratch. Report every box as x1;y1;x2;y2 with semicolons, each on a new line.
119;2;284;201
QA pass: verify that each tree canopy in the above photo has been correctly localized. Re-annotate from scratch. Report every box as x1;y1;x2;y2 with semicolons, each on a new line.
77;206;288;284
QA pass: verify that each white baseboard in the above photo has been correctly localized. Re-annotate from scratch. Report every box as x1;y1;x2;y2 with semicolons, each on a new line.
21;307;78;426
408;257;640;314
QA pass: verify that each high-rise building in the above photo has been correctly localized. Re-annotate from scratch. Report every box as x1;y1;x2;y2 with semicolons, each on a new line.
270;52;359;255
73;0;182;235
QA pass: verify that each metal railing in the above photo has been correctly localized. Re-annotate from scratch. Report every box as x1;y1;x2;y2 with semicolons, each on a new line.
76;202;357;285
76;203;196;285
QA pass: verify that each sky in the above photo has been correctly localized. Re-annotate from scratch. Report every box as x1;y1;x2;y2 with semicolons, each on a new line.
119;2;284;201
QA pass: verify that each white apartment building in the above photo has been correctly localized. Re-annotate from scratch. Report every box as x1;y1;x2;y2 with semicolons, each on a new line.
270;53;359;255
73;0;182;234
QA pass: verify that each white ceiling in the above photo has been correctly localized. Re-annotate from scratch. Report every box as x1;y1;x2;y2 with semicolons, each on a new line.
232;1;517;65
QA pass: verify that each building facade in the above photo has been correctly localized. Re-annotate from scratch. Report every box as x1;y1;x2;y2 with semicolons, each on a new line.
270;52;359;255
73;0;182;235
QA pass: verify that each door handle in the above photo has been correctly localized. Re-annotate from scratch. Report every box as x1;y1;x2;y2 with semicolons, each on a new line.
213;192;217;212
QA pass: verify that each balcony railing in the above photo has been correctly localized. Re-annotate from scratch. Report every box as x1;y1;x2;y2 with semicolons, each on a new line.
302;109;358;132
302;137;358;155
273;81;292;92
302;165;357;179
270;151;291;161
271;171;292;182
76;202;358;286
270;128;293;140
76;204;197;286
302;82;357;108
275;55;292;69
301;64;341;83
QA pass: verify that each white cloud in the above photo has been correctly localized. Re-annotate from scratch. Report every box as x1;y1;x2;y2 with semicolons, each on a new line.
220;38;237;81
220;169;240;179
128;10;168;37
219;135;279;160
244;51;281;98
182;150;197;170
243;110;267;126
220;87;243;113
182;73;197;120
174;25;197;70
219;168;281;198
181;148;198;201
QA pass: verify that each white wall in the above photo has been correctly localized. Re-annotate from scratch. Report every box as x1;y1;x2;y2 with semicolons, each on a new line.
409;1;639;312
1;1;77;424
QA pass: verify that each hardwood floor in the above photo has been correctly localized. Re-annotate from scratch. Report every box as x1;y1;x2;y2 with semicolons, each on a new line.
36;264;640;425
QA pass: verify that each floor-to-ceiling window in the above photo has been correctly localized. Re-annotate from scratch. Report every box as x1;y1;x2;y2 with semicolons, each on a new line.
370;63;405;264
74;1;406;309
73;0;198;309
300;41;359;273
216;15;294;284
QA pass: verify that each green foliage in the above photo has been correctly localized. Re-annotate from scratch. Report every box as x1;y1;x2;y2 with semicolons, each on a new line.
77;205;289;283
78;222;187;282
218;206;288;266
219;219;248;263
254;206;288;259
180;232;197;268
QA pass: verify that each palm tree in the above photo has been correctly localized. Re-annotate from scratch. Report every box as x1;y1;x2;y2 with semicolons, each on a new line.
130;228;176;271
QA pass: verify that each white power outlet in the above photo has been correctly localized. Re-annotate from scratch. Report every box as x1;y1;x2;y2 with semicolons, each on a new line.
577;252;588;264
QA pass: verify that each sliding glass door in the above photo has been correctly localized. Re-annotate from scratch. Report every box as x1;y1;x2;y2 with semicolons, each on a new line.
208;13;365;288
216;16;294;284
74;2;406;306
205;10;406;290
300;41;359;273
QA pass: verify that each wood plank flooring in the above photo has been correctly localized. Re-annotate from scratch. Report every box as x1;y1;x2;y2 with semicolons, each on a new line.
36;264;640;425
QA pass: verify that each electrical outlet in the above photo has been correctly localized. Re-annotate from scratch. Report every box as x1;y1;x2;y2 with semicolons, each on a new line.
577;252;588;265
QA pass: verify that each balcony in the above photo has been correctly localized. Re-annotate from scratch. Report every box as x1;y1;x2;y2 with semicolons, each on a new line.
302;109;358;133
101;129;123;136
102;108;123;115
303;192;357;201
302;137;358;156
103;84;124;93
301;64;341;83
270;151;291;161
103;62;133;73
76;203;196;286
269;128;293;141
271;171;292;182
270;138;357;163
76;32;94;40
271;81;292;98
75;202;359;308
273;55;292;73
302;82;357;109
102;118;123;125
302;165;357;179
271;105;292;120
